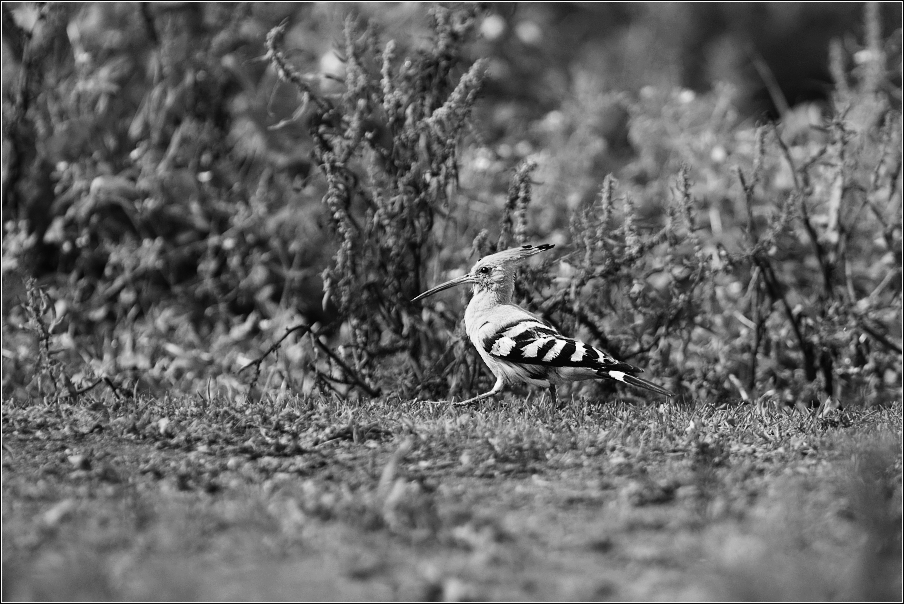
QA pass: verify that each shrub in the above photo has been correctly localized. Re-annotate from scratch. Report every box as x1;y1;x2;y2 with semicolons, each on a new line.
402;6;901;406
2;4;900;407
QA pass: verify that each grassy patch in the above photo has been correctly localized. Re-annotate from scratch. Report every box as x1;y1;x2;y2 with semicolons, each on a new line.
3;394;900;600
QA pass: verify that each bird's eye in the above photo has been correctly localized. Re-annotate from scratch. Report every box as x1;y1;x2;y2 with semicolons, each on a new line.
477;266;490;274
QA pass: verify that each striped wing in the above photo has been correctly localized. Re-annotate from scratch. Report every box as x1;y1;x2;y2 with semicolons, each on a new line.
482;319;638;374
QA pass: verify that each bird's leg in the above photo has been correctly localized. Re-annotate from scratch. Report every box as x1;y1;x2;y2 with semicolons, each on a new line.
452;377;505;407
547;384;558;408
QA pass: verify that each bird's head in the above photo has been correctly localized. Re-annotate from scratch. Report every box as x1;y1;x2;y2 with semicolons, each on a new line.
412;244;554;302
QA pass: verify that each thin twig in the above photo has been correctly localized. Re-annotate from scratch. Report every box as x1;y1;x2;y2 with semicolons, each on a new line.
772;125;834;295
72;378;104;396
311;337;381;397
857;319;903;355
239;322;319;375
748;46;790;118
240;317;380;397
749;274;765;397
753;255;818;381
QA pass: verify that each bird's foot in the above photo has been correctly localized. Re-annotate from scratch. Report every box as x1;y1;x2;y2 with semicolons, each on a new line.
414;398;474;406
452;400;480;407
416;399;480;407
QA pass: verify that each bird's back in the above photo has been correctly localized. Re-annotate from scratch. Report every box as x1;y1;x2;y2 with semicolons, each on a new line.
466;300;640;383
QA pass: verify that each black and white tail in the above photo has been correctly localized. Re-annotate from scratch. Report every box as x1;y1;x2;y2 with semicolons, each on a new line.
602;370;674;397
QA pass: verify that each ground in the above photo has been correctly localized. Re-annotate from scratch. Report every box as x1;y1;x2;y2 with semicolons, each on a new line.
2;394;901;601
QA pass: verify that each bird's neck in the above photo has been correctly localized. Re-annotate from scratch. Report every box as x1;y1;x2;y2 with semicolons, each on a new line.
464;278;514;330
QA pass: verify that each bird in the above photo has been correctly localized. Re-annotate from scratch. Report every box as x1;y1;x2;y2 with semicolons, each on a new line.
412;243;674;406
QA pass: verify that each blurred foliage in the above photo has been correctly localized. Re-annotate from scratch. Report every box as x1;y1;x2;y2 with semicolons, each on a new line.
1;2;901;407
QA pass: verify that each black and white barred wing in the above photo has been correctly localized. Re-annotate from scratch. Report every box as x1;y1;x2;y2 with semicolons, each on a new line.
483;319;635;372
482;318;673;396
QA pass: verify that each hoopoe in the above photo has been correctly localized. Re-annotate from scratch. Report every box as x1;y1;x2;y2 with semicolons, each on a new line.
413;244;674;405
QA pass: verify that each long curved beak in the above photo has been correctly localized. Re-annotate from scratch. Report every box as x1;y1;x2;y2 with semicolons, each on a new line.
411;273;475;302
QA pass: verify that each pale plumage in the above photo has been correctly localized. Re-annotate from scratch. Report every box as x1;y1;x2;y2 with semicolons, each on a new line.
413;244;674;405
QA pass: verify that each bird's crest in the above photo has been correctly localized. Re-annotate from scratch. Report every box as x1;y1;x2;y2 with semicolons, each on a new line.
412;243;554;303
474;244;554;270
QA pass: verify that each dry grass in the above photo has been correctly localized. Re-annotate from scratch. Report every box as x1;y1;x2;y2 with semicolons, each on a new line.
2;393;900;600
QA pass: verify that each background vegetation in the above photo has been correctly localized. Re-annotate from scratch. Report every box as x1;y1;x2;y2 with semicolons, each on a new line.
2;3;901;408
2;3;901;601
